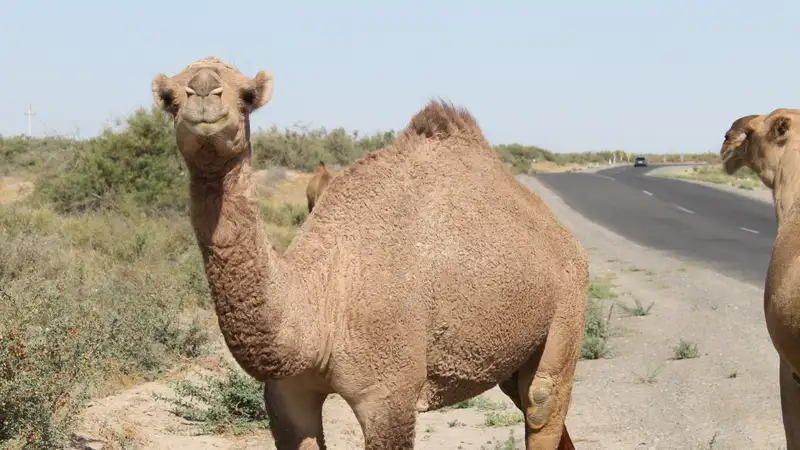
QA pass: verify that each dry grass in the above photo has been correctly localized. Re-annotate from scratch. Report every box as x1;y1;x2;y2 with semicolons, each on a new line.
653;164;764;191
0;177;34;205
0;170;308;448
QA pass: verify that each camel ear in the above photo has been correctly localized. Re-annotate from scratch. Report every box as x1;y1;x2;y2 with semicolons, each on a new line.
152;74;177;114
770;116;791;140
243;70;273;112
742;117;760;137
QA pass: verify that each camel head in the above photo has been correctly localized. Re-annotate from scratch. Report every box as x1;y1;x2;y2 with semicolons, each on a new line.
724;109;800;190
150;57;273;172
720;114;760;175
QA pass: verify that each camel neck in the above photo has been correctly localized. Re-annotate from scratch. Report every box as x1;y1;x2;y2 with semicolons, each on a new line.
773;150;800;227
187;154;312;379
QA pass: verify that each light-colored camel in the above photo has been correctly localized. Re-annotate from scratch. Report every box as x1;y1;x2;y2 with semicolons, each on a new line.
151;56;588;450
305;162;333;213
720;108;800;448
720;114;761;175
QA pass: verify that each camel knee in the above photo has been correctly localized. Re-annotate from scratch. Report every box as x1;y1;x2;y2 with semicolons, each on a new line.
525;374;556;430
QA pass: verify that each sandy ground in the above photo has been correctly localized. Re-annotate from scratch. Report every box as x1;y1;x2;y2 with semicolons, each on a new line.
73;173;786;449
646;166;773;205
0;176;34;204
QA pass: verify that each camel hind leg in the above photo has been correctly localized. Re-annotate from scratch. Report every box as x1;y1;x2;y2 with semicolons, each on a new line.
780;359;800;449
502;295;583;449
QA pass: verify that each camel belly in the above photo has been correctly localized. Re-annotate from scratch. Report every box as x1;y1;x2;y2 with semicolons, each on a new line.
766;304;800;374
416;297;556;411
765;261;800;374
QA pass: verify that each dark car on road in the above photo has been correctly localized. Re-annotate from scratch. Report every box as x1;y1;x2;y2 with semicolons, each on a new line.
634;156;648;167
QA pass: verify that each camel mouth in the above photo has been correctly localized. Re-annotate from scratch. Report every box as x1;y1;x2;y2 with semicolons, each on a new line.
183;115;229;136
721;150;743;174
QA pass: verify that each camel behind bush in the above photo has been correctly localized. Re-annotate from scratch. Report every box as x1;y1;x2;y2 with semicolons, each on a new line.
305;162;333;213
151;56;588;449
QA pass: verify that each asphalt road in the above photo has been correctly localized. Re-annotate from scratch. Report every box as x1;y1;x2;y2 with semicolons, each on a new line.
533;165;777;286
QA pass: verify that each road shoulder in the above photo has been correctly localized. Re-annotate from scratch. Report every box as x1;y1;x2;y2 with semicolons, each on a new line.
645;165;773;205
518;174;783;449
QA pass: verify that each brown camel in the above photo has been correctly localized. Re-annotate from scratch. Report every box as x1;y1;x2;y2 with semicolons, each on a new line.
720;108;800;448
305;162;333;213
151;56;588;450
719;114;761;175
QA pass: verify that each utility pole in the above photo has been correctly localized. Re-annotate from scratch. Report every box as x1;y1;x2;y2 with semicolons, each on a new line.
25;104;36;137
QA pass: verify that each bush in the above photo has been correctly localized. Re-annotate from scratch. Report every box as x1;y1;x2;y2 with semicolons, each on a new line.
35;107;186;215
581;277;617;360
0;136;84;178
158;364;268;435
0;204;210;448
252;124;396;172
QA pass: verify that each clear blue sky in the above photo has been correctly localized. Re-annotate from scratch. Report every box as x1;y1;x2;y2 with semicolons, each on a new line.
2;0;799;154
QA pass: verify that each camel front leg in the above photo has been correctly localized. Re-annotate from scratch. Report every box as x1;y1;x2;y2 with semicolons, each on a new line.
264;378;328;450
344;383;420;450
780;360;800;449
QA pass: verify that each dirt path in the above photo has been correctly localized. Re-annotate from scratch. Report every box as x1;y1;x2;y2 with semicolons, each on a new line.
75;174;786;449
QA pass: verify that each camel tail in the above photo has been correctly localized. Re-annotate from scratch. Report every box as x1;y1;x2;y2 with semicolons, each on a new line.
558;424;576;450
403;98;485;141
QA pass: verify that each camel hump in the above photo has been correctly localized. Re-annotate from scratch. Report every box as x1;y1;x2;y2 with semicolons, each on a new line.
404;98;484;141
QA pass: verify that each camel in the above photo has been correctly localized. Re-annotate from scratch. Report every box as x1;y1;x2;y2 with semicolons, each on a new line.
150;56;588;450
305;162;333;213
719;108;800;448
719;114;761;175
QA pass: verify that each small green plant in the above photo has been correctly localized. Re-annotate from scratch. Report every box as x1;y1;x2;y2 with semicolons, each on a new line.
672;339;700;360
581;276;617;360
447;419;465;428
619;297;654;317
484;411;524;427
635;363;664;384
480;431;521;449
158;364;268;435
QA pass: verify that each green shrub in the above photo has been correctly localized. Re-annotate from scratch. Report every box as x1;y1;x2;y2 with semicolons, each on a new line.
159;364;268;435
35;107;186;215
581;277;617;360
0;204;210;448
252;124;396;171
0;136;84;178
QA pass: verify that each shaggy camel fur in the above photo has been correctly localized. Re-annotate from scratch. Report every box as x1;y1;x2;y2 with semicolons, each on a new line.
305;162;333;213
720;108;800;448
151;56;588;450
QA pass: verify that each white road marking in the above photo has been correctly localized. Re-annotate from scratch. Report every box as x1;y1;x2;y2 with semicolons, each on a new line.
642;190;653;196
596;174;616;181
739;227;760;234
674;205;695;214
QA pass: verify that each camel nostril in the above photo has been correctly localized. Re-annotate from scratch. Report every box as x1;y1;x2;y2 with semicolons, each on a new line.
188;69;222;97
